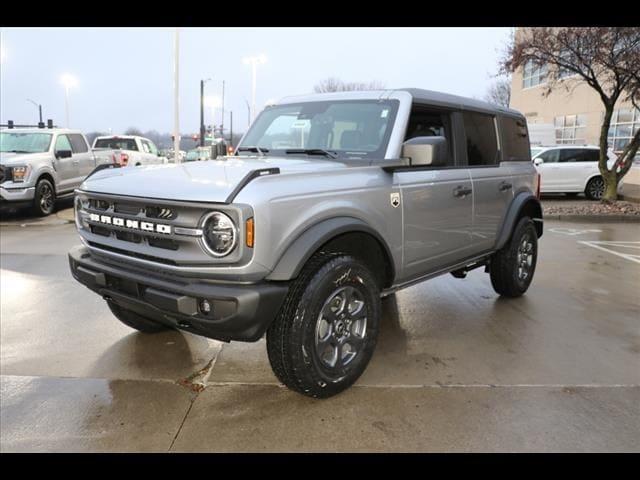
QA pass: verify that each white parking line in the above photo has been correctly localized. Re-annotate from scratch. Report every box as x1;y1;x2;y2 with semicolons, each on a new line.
549;227;603;236
578;241;640;264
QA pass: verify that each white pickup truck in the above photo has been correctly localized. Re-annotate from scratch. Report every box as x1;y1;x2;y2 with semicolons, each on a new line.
92;135;168;167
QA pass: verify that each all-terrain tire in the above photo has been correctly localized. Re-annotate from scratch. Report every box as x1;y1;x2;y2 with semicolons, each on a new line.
107;300;170;333
266;252;381;398
32;178;56;217
490;217;538;298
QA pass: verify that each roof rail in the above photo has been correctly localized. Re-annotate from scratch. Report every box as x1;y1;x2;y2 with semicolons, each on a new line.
0;119;58;129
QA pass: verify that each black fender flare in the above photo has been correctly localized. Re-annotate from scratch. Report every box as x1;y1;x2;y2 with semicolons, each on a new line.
266;216;395;282
495;192;543;250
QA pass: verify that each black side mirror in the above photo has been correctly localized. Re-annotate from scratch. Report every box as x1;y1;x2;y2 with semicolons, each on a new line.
56;149;72;159
401;136;448;167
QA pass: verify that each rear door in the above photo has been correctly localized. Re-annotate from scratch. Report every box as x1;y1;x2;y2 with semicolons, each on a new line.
68;133;94;178
465;111;514;253
396;107;474;279
557;148;600;191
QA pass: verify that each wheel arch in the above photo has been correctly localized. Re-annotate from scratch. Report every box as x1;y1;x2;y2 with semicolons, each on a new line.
35;171;56;193
495;192;543;251
266;217;395;288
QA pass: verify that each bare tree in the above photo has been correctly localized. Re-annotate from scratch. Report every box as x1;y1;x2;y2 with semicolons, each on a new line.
484;78;511;108
124;127;143;136
313;77;386;93
501;27;640;203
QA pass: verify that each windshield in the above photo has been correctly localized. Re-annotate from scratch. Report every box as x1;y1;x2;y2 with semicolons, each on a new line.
239;99;400;160
94;138;138;151
530;147;543;158
0;132;53;153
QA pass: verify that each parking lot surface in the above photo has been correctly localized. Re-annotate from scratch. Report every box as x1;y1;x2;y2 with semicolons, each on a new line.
1;219;638;452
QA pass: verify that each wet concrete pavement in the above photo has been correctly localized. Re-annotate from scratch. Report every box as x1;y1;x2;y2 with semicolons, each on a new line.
1;220;639;451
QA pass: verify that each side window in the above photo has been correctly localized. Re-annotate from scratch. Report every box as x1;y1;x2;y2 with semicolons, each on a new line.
559;149;583;163
147;140;159;156
463;112;499;166
586;150;600;162
500;116;530;161
404;107;454;166
55;134;72;153
69;134;89;153
538;149;559;163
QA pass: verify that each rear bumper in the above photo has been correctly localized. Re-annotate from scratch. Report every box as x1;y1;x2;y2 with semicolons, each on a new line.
68;245;289;342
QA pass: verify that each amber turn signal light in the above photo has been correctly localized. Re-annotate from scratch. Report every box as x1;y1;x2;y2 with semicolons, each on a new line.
246;218;254;248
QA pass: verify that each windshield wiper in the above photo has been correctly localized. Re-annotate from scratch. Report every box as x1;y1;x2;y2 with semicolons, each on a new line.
285;148;338;159
237;146;269;156
5;150;31;153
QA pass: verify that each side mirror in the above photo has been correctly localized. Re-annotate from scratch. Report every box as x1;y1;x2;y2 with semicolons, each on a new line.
533;157;543;166
401;136;448;167
56;149;72;159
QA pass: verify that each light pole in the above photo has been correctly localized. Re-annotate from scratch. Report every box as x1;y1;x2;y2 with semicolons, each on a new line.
60;74;78;128
242;54;267;123
200;78;212;147
26;99;43;125
244;98;251;128
204;96;221;137
173;28;181;162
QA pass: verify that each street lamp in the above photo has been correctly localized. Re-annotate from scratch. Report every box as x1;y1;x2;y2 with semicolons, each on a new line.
26;99;43;125
243;54;267;123
200;77;212;147
204;96;221;136
60;73;78;128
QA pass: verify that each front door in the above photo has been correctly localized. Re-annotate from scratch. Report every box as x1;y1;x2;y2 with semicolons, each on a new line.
397;168;474;279
52;134;79;193
535;148;562;191
68;133;94;178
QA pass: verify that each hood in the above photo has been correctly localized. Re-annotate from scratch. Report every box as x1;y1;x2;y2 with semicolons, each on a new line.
81;156;349;203
0;151;48;165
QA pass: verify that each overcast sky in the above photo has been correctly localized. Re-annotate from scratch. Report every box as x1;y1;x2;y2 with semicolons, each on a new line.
0;27;512;134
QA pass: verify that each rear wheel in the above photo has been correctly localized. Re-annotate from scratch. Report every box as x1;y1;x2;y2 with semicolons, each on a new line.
585;176;605;200
266;253;381;398
32;178;55;217
107;300;170;333
490;217;538;298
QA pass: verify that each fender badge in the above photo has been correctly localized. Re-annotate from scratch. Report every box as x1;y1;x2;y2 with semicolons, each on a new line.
390;192;400;208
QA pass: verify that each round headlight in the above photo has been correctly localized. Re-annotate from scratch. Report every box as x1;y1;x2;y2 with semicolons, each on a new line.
201;211;237;257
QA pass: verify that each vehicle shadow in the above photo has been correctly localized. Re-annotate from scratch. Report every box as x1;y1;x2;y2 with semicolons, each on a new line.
87;328;219;382
0;197;74;222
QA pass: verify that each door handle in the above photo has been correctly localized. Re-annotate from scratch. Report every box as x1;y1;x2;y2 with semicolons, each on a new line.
453;185;472;198
499;182;512;192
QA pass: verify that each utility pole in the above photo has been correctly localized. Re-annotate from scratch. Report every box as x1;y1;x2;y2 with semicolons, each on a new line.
173;28;181;162
221;80;225;138
229;111;233;149
200;79;205;147
26;99;43;125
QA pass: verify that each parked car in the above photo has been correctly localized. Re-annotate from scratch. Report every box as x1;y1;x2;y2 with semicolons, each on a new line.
92;135;167;167
185;147;212;162
1;128;113;216
69;89;543;398
532;145;617;200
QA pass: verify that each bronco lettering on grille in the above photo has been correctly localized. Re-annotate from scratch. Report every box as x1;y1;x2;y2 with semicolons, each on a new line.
89;213;171;234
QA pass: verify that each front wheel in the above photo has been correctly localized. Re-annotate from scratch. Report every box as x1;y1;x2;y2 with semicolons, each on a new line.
585;176;605;200
32;178;56;217
489;217;538;298
266;253;381;398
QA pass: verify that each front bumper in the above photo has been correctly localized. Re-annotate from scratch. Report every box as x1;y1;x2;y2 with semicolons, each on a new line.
0;185;36;206
68;245;289;342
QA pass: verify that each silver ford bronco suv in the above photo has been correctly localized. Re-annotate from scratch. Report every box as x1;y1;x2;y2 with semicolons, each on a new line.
69;89;543;398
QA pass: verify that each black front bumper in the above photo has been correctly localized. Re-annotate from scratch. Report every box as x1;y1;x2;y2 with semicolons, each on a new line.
68;245;290;342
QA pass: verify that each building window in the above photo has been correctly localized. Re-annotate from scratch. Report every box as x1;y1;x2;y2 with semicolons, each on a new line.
522;60;547;88
608;108;640;152
554;114;587;144
557;50;576;79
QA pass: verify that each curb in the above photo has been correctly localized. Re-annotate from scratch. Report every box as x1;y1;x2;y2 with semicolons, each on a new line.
543;214;640;223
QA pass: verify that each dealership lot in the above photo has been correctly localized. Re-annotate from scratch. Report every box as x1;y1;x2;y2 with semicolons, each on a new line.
0;218;638;452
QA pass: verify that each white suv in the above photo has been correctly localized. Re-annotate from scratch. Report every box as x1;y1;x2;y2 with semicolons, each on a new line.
532;145;615;200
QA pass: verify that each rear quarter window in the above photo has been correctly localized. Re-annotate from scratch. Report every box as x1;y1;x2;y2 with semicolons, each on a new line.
500;116;531;161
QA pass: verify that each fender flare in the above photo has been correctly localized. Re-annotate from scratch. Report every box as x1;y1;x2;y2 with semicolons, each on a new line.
495;192;543;251
33;166;58;191
266;216;395;282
